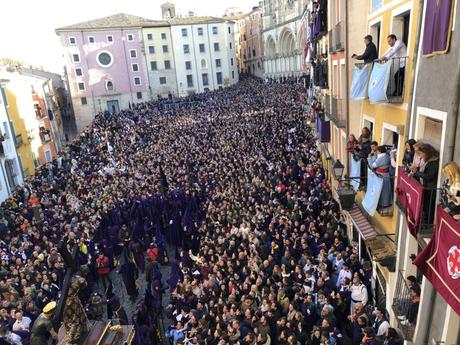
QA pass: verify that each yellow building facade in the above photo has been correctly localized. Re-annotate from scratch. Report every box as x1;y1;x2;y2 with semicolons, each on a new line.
3;87;35;176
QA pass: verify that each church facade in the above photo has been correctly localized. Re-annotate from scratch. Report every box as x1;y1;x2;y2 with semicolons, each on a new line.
262;0;308;80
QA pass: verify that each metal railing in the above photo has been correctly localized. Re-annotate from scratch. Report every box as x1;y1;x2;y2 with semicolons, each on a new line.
328;30;335;54
324;94;331;114
331;96;347;128
386;56;408;103
392;271;416;340
335;21;345;51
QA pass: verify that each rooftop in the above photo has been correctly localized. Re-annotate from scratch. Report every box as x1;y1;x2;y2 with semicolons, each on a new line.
167;16;232;25
55;13;168;32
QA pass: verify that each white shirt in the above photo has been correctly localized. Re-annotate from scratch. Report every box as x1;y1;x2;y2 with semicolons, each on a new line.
375;318;390;337
350;283;369;306
13;316;32;332
1;331;22;345
336;269;352;287
383;39;407;67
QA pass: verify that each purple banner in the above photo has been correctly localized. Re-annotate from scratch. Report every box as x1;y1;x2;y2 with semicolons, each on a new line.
423;0;455;56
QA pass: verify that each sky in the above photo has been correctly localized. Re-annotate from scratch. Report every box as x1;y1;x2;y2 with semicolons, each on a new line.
0;0;259;74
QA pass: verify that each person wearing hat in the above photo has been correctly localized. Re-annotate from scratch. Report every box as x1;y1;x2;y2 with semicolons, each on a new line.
30;301;58;345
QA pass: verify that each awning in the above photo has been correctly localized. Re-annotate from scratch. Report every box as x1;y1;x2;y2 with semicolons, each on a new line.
343;204;378;241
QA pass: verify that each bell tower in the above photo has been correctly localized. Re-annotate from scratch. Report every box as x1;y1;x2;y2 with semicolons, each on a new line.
161;2;176;19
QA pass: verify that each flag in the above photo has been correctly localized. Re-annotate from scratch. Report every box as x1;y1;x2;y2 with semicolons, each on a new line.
423;0;455;56
362;168;383;216
350;64;370;100
316;116;330;143
368;61;392;103
395;167;424;236
414;206;460;316
350;158;361;191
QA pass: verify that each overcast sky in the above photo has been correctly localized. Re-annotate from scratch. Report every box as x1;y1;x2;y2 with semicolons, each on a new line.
0;0;259;74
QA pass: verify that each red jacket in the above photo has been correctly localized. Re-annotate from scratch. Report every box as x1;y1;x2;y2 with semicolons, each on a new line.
147;247;159;262
96;256;110;275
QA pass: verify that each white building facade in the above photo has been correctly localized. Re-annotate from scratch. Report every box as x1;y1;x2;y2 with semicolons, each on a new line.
170;17;238;96
0;84;24;202
262;0;307;80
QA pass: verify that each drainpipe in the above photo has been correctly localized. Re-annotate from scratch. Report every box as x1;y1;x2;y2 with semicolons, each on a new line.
345;0;350;172
405;0;424;144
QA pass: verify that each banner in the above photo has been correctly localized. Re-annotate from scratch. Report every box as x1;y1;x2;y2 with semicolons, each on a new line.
350;64;370;100
368;61;392;103
350;158;361;191
362;168;383;216
423;0;455;56
316;115;330;143
414;206;460;316
395;167;424;236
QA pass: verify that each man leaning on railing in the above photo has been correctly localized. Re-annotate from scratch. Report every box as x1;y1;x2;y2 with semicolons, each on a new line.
380;34;407;97
351;35;378;64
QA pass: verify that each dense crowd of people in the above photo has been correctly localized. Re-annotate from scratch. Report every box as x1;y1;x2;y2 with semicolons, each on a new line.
0;79;404;345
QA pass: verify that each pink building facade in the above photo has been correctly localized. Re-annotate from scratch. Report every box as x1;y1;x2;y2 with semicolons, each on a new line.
239;7;263;79
56;14;153;132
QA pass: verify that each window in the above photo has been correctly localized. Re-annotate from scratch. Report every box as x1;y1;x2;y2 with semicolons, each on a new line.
214;43;220;52
136;92;143;99
132;63;139;72
69;37;76;45
202;73;209;86
160;77;167;84
201;59;207;69
181;28;188;37
215;59;221;67
88;36;95;44
72;54;80;63
134;77;141;85
130;49;137;58
81;97;87;105
77;82;85;91
106;81;114;91
228;26;231;34
149;46;155;54
229;42;232;49
212;26;218;34
252;49;256;57
185;61;192;70
97;51;113;67
199;44;205;53
183;45;190;54
216;72;223;85
186;75;193;87
150;61;157;70
75;68;83;77
162;45;169;53
127;34;134;41
147;33;153;40
107;35;113;43
232;71;235;79
161;33;167;40
198;27;203;36
230;58;234;66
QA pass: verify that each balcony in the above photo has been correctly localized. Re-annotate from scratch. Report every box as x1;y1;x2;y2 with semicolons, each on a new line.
330;96;347;128
14;134;23;149
334;21;345;52
324;94;331;114
328;30;335;54
395;167;438;237
368;57;408;104
313;60;328;89
392;271;417;341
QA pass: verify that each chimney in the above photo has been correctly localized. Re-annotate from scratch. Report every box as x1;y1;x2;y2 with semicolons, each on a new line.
161;2;176;19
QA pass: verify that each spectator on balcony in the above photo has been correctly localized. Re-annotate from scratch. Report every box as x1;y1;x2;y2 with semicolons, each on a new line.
347;134;359;154
381;34;407;97
402;139;417;169
441;161;460;220
352;35;378;64
355;127;372;189
409;143;439;223
400;285;421;326
369;145;393;209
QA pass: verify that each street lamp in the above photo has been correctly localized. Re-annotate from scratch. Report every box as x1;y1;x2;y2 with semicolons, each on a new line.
333;159;344;180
